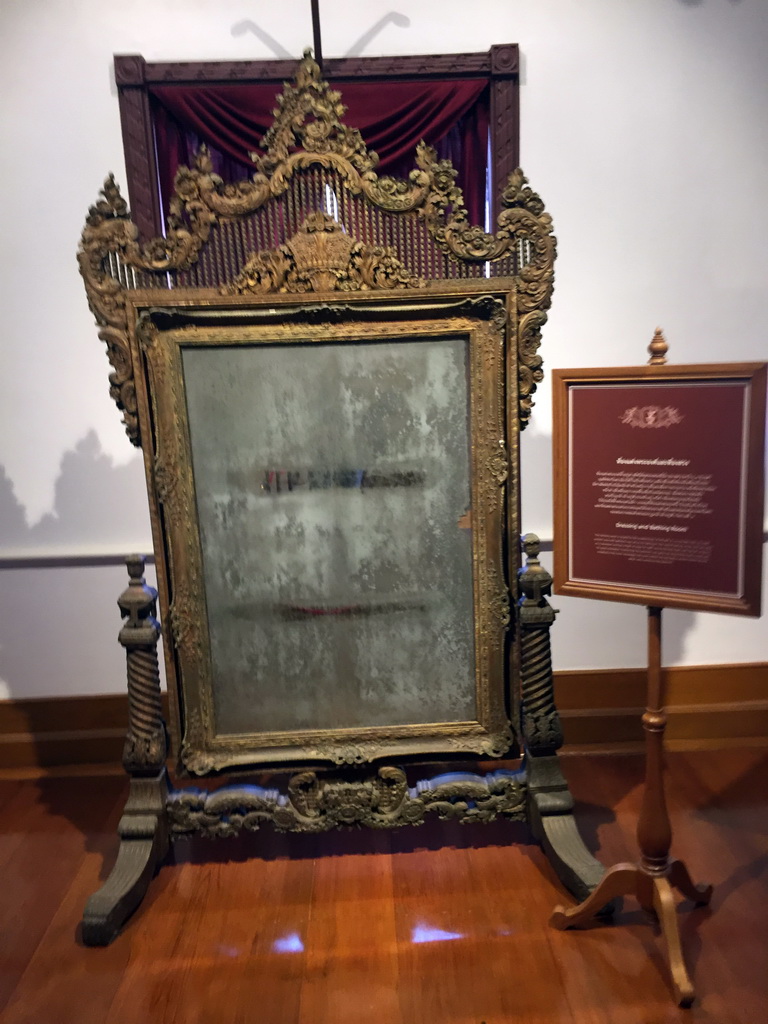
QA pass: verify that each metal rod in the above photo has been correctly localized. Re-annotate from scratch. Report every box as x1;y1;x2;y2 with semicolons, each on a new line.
311;0;323;69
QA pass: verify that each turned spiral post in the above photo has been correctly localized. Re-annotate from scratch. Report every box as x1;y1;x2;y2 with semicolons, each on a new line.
118;555;166;775
518;533;562;754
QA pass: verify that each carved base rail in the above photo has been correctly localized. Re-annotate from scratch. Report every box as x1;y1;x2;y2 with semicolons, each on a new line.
166;766;528;838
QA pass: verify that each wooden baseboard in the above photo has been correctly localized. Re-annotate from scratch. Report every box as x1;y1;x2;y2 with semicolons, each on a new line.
0;663;766;772
0;693;169;773
556;663;768;752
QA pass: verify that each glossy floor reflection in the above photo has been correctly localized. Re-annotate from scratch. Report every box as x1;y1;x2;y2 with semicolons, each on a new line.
0;747;766;1024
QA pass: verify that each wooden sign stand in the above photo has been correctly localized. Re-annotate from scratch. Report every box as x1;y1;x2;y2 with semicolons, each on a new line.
550;604;712;1006
549;333;714;1008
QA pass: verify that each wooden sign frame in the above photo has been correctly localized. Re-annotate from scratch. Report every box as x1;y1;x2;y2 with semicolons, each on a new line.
553;362;766;615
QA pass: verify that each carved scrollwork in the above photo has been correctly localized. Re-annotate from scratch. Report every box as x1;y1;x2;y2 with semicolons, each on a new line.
135;314;158;352
487;567;512;641
500;171;556;428
166;765;526;837
100;325;140;445
446;722;515;759
257;53;377;179
305;740;390;766
153;455;179;506
449;294;508;332
169;589;199;653
180;748;217;776
487;439;509;487
226;212;423;294
80;50;555;434
179;707;213;774
77;174;215;444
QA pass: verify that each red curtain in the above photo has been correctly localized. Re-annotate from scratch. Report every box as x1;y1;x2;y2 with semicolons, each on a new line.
150;79;490;227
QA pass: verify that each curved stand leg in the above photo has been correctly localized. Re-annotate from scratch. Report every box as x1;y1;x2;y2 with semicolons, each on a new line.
550;862;638;929
526;754;607;902
550;862;707;1008
653;876;695;1008
82;771;169;946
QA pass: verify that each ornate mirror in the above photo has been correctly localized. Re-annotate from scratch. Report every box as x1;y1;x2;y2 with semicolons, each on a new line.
78;52;602;944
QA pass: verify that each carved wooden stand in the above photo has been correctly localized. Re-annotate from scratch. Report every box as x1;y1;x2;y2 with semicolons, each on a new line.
550;607;713;1007
82;557;169;946
83;544;604;944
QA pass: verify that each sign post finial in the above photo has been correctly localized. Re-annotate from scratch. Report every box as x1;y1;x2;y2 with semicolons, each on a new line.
648;327;668;366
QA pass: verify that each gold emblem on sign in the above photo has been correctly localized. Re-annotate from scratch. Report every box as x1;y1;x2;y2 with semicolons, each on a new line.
620;406;684;428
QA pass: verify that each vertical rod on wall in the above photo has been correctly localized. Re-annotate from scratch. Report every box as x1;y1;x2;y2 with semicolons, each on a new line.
311;0;323;69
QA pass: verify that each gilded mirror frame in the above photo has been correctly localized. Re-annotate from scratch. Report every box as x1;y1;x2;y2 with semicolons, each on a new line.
126;281;519;774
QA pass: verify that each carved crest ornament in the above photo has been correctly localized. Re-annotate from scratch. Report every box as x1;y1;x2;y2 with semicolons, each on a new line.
78;50;556;444
227;210;423;294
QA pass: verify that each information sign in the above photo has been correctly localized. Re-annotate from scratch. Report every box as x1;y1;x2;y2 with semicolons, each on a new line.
553;363;766;614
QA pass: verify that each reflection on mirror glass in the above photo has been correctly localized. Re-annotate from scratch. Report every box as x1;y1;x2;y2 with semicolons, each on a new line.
182;338;475;735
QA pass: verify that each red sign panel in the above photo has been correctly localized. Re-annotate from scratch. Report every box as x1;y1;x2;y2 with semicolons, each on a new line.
553;364;766;615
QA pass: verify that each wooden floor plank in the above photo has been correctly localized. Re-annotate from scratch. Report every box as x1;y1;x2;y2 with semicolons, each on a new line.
105;833;317;1024
389;827;576;1024
298;833;400;1024
0;750;765;1023
0;776;126;1015
556;749;768;1023
0;779;131;1024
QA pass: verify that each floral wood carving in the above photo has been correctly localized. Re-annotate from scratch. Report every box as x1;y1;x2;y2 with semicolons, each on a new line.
255;54;376;179
166;766;526;837
226;212;424;294
79;49;556;439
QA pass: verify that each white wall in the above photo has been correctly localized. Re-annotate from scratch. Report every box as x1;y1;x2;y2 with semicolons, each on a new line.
1;0;766;698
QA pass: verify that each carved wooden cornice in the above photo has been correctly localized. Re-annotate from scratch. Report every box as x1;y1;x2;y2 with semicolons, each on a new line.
79;49;556;442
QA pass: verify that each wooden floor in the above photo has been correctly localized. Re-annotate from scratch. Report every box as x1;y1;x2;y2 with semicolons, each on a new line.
0;748;765;1024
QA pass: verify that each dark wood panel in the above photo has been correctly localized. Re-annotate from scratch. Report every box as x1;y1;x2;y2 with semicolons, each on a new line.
555;663;768;751
114;50;516;85
554;662;768;709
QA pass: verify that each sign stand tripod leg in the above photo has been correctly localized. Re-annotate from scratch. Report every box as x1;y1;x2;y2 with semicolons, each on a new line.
549;606;713;1007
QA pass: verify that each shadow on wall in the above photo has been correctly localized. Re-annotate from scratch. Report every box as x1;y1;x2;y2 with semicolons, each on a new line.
0;556;163;702
0;431;152;554
0;431;157;702
230;13;411;58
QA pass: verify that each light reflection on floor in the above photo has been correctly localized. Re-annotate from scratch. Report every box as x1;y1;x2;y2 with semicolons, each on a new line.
410;925;463;944
273;932;305;953
269;924;515;953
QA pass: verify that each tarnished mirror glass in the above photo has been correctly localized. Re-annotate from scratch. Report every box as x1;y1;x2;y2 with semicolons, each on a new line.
182;337;476;735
